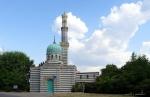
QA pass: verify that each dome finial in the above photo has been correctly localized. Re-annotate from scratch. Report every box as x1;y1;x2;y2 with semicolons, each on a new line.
53;35;56;44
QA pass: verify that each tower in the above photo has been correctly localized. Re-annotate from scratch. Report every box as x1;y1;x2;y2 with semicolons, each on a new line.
60;12;69;65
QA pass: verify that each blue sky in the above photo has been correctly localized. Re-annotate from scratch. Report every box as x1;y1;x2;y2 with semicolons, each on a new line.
0;0;150;71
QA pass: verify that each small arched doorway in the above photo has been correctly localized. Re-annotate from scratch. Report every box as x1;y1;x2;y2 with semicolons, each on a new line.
47;79;54;93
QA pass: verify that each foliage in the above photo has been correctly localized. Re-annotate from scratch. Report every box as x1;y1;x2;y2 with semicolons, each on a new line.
72;52;150;96
72;82;83;92
0;51;34;91
135;79;150;96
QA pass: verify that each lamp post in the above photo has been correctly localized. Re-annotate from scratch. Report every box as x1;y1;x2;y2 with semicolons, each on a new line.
82;82;85;93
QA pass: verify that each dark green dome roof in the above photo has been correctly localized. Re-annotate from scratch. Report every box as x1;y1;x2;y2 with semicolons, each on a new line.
47;43;62;55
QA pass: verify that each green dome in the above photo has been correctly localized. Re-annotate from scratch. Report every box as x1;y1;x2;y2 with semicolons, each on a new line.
47;43;62;55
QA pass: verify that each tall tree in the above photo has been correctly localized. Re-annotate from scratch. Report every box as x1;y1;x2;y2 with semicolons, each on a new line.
101;64;119;77
0;51;34;91
121;54;150;95
83;53;150;95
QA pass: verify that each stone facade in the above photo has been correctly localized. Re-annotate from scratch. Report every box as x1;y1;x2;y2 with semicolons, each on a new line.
76;72;99;83
60;12;69;65
29;12;99;93
30;67;40;92
30;63;76;92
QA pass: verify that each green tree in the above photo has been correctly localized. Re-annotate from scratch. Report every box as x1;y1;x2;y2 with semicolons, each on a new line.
83;53;150;95
138;79;150;96
0;51;34;91
131;52;137;62
72;82;83;92
101;64;119;77
96;64;121;93
120;54;150;95
96;64;119;83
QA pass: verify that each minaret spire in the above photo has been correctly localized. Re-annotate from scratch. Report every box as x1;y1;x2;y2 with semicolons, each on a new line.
61;12;68;42
60;12;69;65
53;35;56;44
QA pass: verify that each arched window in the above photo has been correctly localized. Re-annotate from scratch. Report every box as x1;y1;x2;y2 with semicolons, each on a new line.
59;56;61;60
80;75;82;79
51;55;53;60
93;74;96;78
87;75;89;79
56;55;57;59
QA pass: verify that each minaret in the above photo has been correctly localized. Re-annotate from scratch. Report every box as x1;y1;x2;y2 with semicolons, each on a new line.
53;35;56;44
60;12;69;65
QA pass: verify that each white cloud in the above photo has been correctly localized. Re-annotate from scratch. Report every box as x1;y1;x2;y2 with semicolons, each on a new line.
54;12;88;53
0;48;2;52
0;47;3;54
54;12;88;40
100;1;146;49
140;41;150;59
54;0;150;72
78;66;101;73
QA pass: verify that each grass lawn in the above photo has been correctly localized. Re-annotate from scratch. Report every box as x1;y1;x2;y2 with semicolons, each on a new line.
51;93;134;97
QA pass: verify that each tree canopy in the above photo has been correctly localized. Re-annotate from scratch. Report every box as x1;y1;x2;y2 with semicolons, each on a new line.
72;53;150;96
0;51;34;91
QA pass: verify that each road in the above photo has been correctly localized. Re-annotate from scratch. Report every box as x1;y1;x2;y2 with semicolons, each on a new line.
0;93;19;97
0;92;51;97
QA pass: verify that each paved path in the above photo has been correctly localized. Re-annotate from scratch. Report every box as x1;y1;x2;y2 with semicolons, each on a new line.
0;92;52;97
0;93;19;97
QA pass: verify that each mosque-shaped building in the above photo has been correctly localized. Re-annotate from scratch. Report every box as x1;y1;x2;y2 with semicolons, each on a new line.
29;13;99;93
